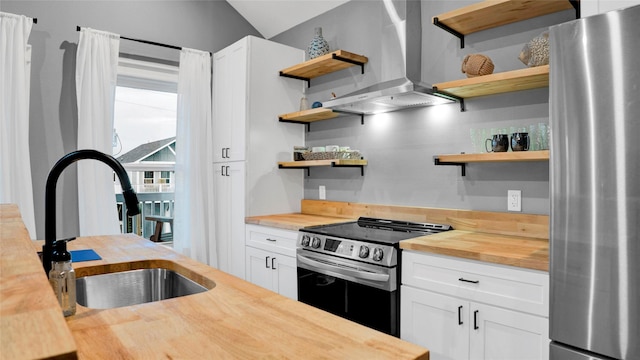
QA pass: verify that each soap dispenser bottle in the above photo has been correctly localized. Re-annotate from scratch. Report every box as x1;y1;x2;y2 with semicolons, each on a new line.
49;240;76;316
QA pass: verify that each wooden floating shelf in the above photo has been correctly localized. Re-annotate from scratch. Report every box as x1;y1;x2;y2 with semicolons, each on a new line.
434;150;549;176
279;50;368;86
436;150;549;163
279;108;338;123
433;0;576;48
433;65;549;99
278;159;368;176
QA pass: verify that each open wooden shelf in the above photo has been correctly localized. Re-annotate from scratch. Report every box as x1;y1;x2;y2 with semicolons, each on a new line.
436;150;549;163
433;0;576;48
433;65;549;99
278;159;368;176
279;108;338;123
434;150;549;176
279;50;368;87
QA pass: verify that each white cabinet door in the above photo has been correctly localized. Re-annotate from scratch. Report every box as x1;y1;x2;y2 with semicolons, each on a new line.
246;246;273;291
245;245;297;300
212;162;245;279
470;302;549;360
273;254;297;300
213;39;247;163
401;285;469;360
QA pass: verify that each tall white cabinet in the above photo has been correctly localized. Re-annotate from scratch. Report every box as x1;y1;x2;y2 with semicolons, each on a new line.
212;36;305;279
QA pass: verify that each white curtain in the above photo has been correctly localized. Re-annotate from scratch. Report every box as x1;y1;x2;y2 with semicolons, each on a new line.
173;48;216;265
0;12;37;239
75;28;121;236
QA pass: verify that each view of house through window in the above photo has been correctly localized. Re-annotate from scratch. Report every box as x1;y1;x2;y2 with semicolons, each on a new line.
113;57;179;241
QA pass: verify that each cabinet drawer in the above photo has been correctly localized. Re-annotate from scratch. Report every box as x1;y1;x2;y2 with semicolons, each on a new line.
402;251;548;317
245;224;298;257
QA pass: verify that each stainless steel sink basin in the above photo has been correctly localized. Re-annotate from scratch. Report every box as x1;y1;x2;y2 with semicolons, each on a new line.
76;268;210;309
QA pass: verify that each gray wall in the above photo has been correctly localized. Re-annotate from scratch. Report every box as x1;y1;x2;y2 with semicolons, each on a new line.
272;0;576;215
3;0;260;239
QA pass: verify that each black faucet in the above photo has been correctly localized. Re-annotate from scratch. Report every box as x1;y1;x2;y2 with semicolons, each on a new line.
42;149;141;274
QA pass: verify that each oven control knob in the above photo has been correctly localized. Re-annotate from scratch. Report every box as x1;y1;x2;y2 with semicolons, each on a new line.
372;247;384;262
301;235;310;247
359;245;370;258
311;237;321;249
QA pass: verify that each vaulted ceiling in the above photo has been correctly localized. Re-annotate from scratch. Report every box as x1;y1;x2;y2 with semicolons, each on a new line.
226;0;350;39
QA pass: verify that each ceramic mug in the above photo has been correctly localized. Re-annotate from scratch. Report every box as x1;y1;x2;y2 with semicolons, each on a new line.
485;134;509;152
511;132;530;151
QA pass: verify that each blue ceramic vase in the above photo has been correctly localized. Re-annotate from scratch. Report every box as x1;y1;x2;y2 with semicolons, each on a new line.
307;27;330;59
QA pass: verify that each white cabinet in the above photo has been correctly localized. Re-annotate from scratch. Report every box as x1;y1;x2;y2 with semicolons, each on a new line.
245;224;298;300
401;251;549;360
212;162;245;278
213;40;246;163
212;36;305;279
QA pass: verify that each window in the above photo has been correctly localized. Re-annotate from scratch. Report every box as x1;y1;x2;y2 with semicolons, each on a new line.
113;55;178;238
144;171;154;184
160;171;171;184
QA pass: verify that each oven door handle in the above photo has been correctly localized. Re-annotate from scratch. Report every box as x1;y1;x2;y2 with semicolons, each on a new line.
297;254;390;283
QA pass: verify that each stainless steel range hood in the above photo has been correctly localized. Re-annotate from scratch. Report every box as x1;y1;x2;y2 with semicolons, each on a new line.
323;0;456;115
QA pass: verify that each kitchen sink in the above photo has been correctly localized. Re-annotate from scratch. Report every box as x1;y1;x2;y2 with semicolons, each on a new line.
76;267;212;309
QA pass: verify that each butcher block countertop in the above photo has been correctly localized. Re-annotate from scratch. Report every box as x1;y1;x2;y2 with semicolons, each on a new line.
400;230;548;271
245;212;354;231
246;200;549;272
1;204;428;360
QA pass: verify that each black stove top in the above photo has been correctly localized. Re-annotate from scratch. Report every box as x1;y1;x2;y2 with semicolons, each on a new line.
301;217;452;246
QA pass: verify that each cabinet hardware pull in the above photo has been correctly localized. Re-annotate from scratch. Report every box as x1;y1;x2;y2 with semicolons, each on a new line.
265;256;270;269
221;165;225;176
473;310;479;330
459;277;479;284
271;257;276;270
221;148;226;158
266;238;277;242
226;166;230;176
458;306;463;325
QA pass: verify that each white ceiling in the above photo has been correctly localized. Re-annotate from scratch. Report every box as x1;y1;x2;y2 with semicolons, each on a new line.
226;0;350;39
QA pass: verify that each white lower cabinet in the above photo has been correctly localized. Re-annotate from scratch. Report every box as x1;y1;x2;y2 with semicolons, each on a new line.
245;225;298;300
401;251;549;360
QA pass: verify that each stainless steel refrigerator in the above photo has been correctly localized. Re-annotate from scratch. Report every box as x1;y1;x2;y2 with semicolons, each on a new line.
549;4;640;360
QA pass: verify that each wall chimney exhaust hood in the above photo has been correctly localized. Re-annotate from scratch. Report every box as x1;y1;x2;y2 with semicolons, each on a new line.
322;0;459;115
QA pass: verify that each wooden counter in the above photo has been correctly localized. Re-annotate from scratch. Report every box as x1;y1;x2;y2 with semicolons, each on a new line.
1;204;428;359
245;212;354;231
400;230;548;271
1;204;77;360
246;200;549;271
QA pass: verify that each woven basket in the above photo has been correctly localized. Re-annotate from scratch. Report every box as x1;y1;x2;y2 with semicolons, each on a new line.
461;54;495;78
302;151;361;161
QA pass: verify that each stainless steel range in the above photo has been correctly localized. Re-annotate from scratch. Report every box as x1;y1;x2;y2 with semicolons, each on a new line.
297;217;452;337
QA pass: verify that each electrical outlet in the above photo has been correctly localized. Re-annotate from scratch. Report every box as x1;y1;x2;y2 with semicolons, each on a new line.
508;190;522;212
319;185;326;200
